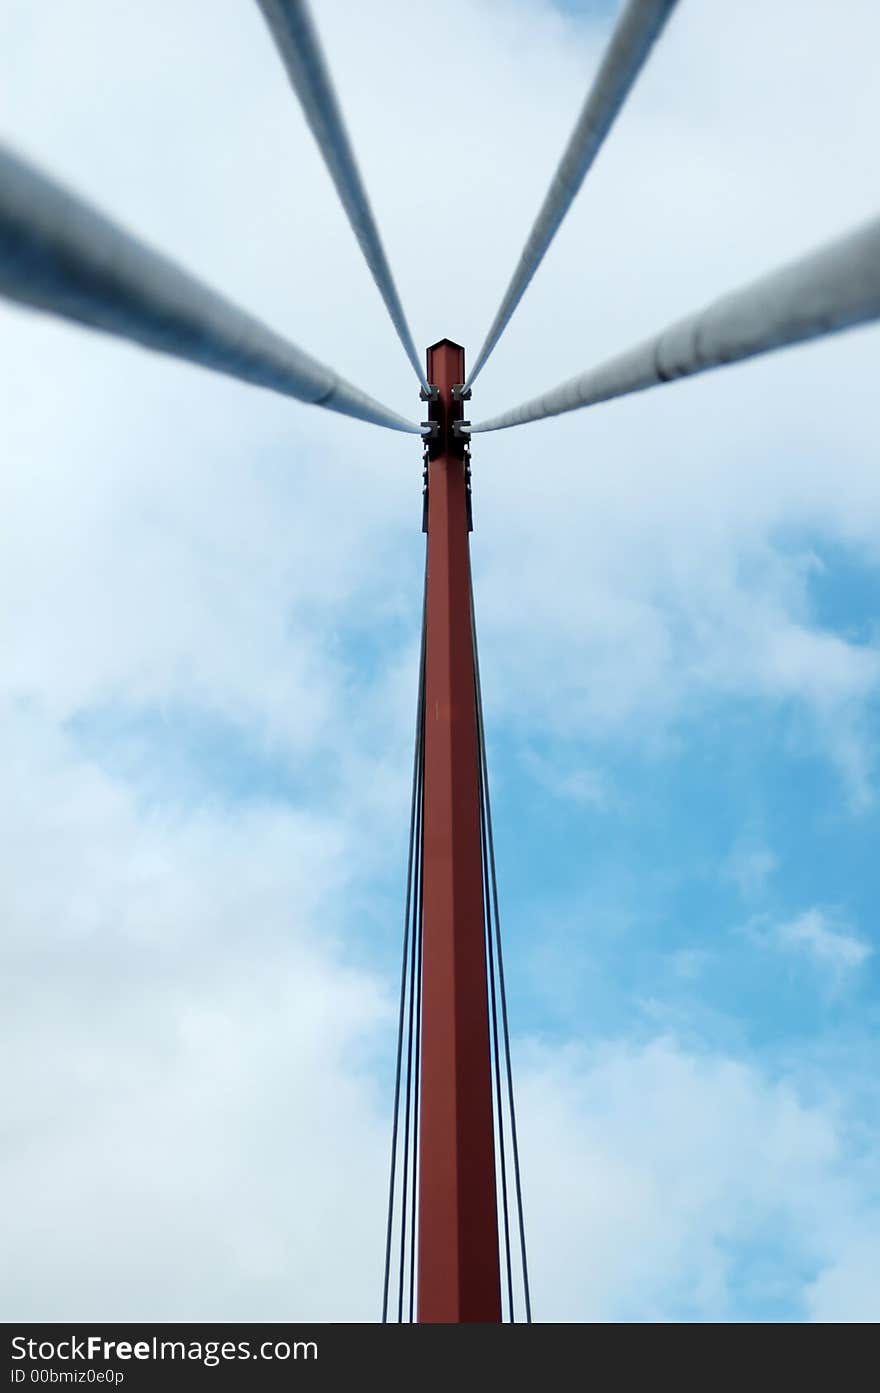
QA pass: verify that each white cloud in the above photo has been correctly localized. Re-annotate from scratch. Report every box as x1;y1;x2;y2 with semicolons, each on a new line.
520;747;608;807
518;1036;880;1321
4;719;878;1323
670;948;708;981
0;706;393;1320
775;909;872;978
725;844;778;900
806;1228;880;1323
4;0;880;776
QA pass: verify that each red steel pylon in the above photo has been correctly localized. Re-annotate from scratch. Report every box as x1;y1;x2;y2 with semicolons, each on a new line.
417;340;502;1323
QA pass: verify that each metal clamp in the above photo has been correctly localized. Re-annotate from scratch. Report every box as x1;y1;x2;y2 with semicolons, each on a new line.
453;420;471;439
452;384;472;401
421;420;439;439
420;384;439;402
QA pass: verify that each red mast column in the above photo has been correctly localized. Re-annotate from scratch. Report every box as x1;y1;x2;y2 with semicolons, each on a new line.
417;339;501;1323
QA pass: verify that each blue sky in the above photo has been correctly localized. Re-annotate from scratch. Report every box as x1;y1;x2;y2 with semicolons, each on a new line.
2;0;880;1322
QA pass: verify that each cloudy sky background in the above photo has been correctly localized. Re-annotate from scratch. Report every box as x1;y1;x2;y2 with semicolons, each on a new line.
2;0;880;1321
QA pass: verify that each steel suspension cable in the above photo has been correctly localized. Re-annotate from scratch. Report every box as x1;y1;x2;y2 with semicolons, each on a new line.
470;569;533;1323
382;561;428;1323
468;540;514;1319
465;0;679;391
256;0;428;392
469;213;880;434
478;707;515;1321
381;562;427;1323
0;143;419;434
407;775;425;1324
397;759;422;1322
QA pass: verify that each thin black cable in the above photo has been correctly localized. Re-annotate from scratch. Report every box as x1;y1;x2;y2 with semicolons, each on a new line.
407;756;425;1323
396;594;427;1323
479;731;533;1324
471;576;514;1318
476;688;515;1321
382;559;427;1323
397;747;422;1321
381;699;417;1323
470;574;533;1324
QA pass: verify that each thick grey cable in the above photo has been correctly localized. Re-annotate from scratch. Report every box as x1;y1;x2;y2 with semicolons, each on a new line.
470;214;880;433
0;143;419;434
465;0;678;390
256;0;428;392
